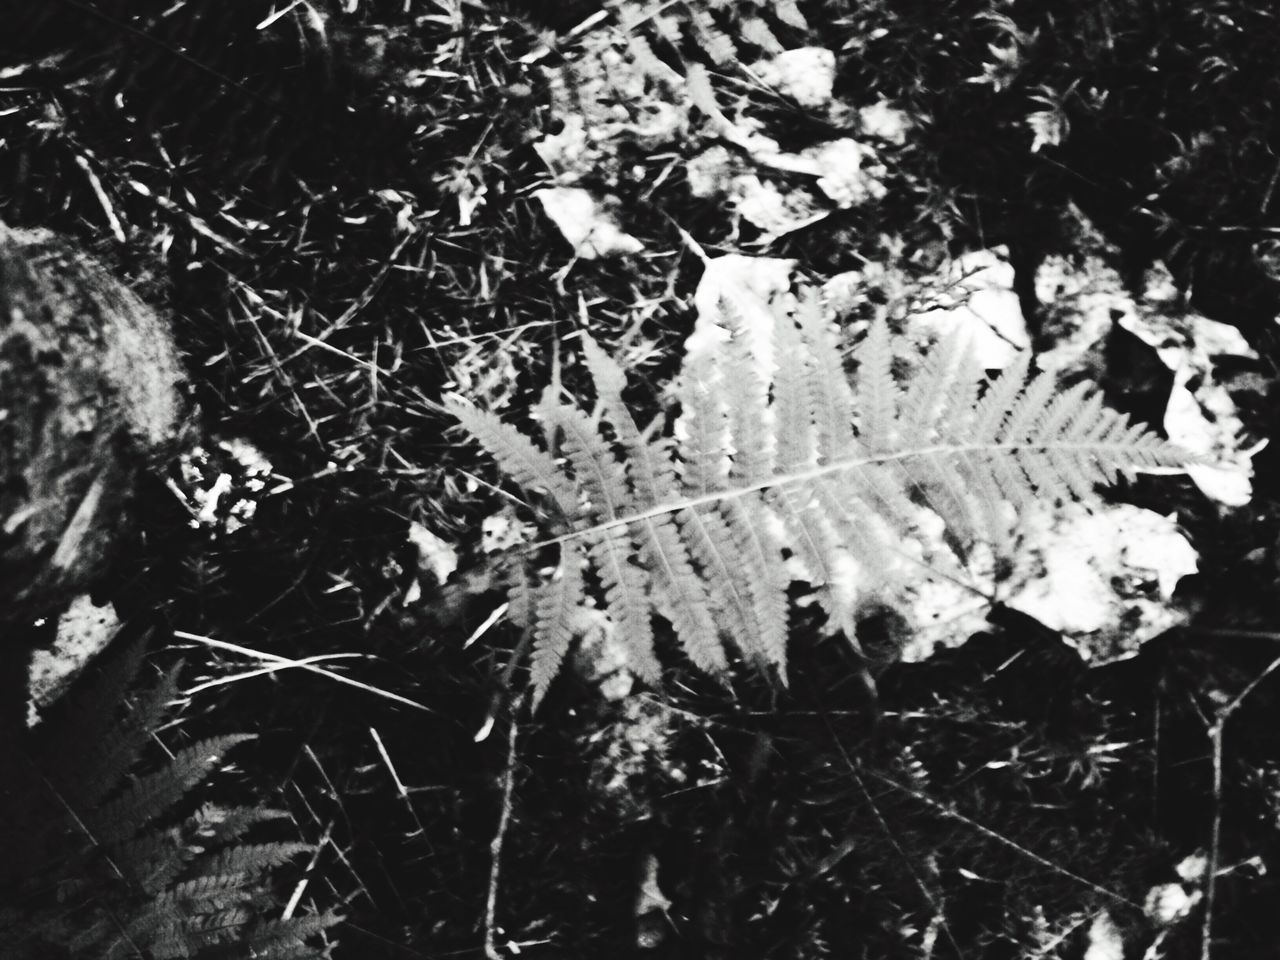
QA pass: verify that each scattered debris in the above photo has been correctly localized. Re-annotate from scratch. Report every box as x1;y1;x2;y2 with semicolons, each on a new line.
27;595;121;726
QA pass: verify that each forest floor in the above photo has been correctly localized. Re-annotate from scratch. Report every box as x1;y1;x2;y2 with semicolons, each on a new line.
6;3;1280;959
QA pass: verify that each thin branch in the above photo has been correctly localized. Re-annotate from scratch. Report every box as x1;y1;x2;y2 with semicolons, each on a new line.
1200;652;1280;960
861;767;1142;909
485;692;525;960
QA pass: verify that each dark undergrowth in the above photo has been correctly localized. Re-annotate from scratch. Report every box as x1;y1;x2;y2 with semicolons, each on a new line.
4;2;1280;958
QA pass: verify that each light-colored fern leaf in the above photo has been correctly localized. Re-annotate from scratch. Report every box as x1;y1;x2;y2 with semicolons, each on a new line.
581;332;681;508
739;15;783;53
724;364;776;486
771;309;817;472
999;367;1061;444
539;398;663;682
446;400;580;521
689;7;738;65
812;488;908;600
851;313;898;451
720;498;790;675
506;563;538;636
773;0;809;30
899;323;970;445
675;352;733;495
586;526;662;684
538;396;631;528
936;342;985;443
794;295;858;462
950;449;1016;549
92;734;256;845
908;451;988;546
715;296;777;485
676;504;763;658
627;33;682;86
586;337;728;674
771;483;857;631
529;542;586;710
457;300;1196;700
848;458;925;538
973;352;1033;442
767;307;845;606
640;515;728;674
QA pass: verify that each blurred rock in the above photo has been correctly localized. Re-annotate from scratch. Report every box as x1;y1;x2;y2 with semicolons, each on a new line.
0;224;186;626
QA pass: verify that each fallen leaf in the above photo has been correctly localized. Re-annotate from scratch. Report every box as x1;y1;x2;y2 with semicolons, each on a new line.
28;595;122;724
753;47;837;109
911;248;1030;369
534;187;644;259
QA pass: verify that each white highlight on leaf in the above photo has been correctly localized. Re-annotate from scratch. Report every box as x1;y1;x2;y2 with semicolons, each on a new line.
1009;503;1196;651
1144;883;1200;925
806;139;888;207
1164;366;1256;507
685;254;797;385
534;187;644;259
912;248;1030;370
1083;910;1125;960
859;101;910;145
752;47;837;109
28;594;122;725
407;521;458;588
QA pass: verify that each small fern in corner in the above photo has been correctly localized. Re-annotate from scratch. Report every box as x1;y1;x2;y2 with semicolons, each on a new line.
0;635;340;959
448;290;1193;708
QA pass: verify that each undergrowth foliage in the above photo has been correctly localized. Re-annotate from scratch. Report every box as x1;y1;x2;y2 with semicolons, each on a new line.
0;637;339;959
450;292;1193;707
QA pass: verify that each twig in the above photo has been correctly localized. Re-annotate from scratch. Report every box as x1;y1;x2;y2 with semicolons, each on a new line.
283;819;334;919
862;767;1141;909
485;692;525;960
370;726;430;839
173;630;438;714
1200;653;1280;960
817;701;965;958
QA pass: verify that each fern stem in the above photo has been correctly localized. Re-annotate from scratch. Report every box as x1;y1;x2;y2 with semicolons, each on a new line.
522;441;1182;553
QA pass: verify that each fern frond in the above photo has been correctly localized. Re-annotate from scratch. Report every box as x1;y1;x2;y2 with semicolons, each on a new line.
446;400;580;522
453;301;1195;702
71;664;183;811
689;8;737;64
540;390;665;682
529;543;586;709
850;310;897;452
196;842;313;883
192;803;291;845
92;734;257;845
626;33;682;86
720;499;790;674
587;527;662;683
795;298;859;469
2;637;337;960
163;871;255;911
242;910;343;955
675;352;733;495
678;506;756;638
